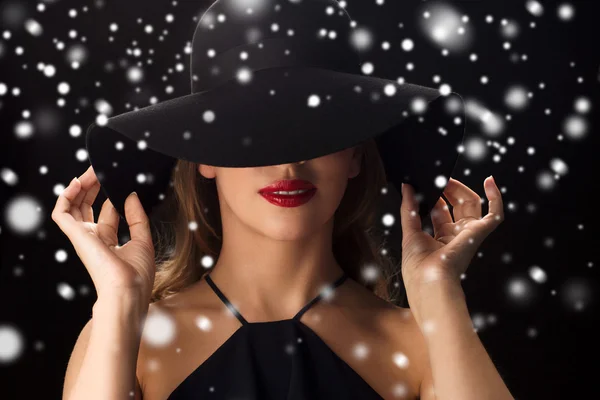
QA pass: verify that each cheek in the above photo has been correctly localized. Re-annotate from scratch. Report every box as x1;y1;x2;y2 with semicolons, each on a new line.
215;173;256;213
316;184;347;218
307;172;349;219
321;150;357;179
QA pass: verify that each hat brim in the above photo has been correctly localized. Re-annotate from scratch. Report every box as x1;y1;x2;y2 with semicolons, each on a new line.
86;66;465;222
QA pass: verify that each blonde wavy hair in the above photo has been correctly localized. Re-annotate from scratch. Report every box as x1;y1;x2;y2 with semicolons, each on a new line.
148;138;404;305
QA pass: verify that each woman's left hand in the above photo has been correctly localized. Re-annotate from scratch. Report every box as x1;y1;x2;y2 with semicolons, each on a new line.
399;176;505;295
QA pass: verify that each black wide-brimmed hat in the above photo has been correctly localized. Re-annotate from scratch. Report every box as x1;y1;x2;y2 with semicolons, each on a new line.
86;0;466;224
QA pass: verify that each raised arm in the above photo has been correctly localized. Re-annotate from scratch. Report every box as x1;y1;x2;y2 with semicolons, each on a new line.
63;294;146;400
414;282;514;400
52;166;156;400
399;177;513;399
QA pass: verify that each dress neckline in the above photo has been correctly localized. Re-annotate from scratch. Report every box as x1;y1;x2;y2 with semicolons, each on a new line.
204;271;349;326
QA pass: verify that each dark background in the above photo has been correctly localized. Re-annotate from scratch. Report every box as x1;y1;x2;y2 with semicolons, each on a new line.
1;0;599;399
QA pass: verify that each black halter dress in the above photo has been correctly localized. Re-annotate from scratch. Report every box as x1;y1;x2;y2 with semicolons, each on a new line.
166;271;389;400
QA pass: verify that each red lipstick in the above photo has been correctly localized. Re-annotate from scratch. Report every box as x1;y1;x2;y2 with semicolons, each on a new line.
258;179;317;208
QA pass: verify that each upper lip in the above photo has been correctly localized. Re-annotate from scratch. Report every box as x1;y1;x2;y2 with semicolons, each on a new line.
259;179;316;193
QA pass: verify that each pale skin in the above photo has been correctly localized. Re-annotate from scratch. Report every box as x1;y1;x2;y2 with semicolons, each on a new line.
57;144;513;400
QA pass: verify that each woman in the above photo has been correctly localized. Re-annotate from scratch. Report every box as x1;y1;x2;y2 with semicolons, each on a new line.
54;0;514;398
55;152;512;399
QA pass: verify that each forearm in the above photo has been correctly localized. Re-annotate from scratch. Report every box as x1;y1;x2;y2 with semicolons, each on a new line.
409;282;514;400
66;293;147;400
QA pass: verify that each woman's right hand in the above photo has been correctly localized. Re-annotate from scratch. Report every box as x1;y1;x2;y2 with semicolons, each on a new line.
52;165;156;304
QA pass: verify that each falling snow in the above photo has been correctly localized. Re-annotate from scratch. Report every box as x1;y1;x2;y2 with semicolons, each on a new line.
0;1;597;398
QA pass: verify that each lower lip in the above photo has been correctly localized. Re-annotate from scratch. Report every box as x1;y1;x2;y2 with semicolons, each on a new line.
259;189;317;207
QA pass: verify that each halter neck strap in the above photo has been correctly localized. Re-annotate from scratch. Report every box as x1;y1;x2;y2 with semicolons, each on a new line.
204;272;349;325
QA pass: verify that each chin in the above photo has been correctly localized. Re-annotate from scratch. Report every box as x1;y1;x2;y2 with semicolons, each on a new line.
260;220;320;241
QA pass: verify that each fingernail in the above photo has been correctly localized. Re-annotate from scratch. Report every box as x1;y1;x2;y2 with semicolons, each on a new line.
401;183;404;193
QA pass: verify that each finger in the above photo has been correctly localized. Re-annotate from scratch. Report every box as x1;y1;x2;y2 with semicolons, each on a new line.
81;165;95;181
124;192;153;248
71;166;96;208
80;181;101;223
400;183;422;242
52;174;126;281
442;178;482;221
74;167;101;223
70;184;86;222
481;176;504;229
97;198;120;249
70;166;98;221
52;177;82;234
430;197;453;237
446;177;504;255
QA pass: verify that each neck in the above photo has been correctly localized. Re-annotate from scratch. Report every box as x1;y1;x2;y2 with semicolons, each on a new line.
207;214;345;322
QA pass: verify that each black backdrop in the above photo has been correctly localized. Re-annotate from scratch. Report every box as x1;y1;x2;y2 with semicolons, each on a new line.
1;0;599;399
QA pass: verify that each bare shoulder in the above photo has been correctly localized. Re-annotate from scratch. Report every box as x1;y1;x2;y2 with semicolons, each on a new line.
136;277;223;400
353;278;426;349
382;302;430;396
337;276;427;350
338;276;417;328
326;277;428;397
342;278;429;387
135;292;184;398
